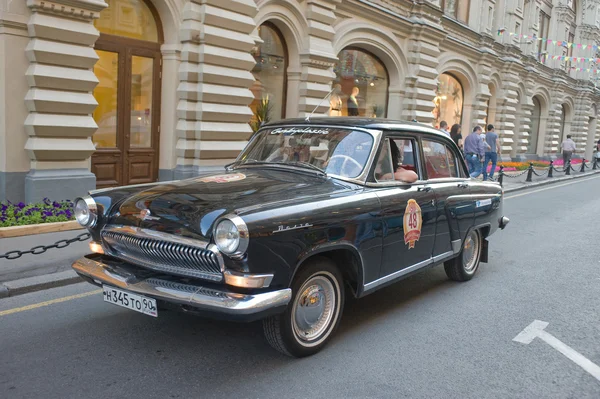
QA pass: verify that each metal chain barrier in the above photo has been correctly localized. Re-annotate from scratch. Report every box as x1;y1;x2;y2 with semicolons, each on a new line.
494;158;599;186
0;232;90;260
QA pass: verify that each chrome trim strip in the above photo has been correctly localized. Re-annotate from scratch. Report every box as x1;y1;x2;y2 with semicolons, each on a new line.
432;251;454;263
451;239;462;254
103;225;211;249
224;270;274;288
89;180;180;195
101;225;225;278
73;256;291;316
363;257;433;292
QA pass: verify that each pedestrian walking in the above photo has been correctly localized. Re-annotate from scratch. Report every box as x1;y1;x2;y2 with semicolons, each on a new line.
450;124;463;150
482;124;501;181
463;125;486;178
560;134;576;166
439;120;451;137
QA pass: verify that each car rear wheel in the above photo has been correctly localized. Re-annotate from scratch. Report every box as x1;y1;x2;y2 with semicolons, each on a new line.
263;257;344;357
444;229;482;282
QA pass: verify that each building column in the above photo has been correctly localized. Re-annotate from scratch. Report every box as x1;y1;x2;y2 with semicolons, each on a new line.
297;0;339;116
511;62;536;159
570;84;593;158
175;0;257;179
158;44;181;182
0;0;30;201
544;77;567;156
495;57;521;160
402;4;445;124
472;38;495;127
23;0;106;203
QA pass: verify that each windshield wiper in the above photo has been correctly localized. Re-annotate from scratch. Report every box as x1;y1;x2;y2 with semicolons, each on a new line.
284;161;327;176
230;159;327;176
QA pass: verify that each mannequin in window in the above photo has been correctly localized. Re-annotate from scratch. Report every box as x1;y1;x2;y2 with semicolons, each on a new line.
347;87;360;116
329;84;343;117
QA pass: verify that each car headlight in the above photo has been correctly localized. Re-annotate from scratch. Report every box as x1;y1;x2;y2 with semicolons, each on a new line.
214;216;249;258
74;196;98;228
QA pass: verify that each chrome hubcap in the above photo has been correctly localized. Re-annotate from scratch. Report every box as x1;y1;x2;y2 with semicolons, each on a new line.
292;275;335;343
462;231;480;273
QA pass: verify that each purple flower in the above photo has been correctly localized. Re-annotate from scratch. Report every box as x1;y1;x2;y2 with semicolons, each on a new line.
17;202;26;209
13;209;19;216
53;201;61;208
42;210;53;217
1;204;7;211
43;198;51;205
65;210;72;218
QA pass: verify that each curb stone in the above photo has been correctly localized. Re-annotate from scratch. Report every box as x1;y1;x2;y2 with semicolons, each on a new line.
2;170;599;299
503;169;600;193
0;270;82;298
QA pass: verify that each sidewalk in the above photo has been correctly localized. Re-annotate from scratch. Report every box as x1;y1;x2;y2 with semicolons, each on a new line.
477;165;600;192
0;230;88;284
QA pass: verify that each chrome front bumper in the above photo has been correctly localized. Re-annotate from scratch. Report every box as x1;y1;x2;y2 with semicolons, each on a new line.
73;255;292;321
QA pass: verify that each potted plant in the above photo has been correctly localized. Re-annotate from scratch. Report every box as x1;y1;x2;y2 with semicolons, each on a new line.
251;95;272;133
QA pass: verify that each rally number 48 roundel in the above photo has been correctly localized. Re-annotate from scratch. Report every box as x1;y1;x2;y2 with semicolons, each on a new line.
403;199;422;249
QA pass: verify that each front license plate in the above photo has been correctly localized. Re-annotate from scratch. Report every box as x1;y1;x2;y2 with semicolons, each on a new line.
102;286;158;317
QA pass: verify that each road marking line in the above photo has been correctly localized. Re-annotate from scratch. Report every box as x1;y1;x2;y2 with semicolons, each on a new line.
0;289;102;317
505;175;600;200
513;320;600;382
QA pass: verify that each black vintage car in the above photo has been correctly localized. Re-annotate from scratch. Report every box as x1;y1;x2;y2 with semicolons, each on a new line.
72;118;509;357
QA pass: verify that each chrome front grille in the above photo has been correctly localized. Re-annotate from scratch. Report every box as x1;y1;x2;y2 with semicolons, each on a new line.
101;228;223;282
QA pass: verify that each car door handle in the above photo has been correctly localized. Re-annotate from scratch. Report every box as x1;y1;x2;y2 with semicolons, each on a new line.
417;186;432;192
457;182;469;189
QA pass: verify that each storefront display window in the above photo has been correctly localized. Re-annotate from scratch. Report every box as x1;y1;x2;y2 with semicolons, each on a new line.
331;48;389;118
250;23;287;129
432;73;463;128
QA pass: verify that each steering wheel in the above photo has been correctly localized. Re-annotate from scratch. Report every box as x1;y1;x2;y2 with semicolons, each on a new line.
328;155;362;177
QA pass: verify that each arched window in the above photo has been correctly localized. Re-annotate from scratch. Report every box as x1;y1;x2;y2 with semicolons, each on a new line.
92;0;162;188
331;48;389;118
529;96;541;154
433;73;464;127
250;22;288;127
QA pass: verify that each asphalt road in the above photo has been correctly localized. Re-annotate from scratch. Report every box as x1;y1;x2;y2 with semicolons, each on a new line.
1;176;600;399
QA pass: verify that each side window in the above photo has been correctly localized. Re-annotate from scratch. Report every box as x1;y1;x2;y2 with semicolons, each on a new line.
375;137;420;182
422;139;459;179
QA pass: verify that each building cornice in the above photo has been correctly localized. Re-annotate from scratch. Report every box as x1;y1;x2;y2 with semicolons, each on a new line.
26;0;107;20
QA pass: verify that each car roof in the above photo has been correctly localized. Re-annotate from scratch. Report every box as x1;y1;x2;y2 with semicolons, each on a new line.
263;117;452;139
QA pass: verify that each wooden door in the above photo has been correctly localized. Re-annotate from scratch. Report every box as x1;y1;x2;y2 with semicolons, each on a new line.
92;34;161;188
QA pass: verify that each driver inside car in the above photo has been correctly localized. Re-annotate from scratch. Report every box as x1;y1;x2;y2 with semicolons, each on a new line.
377;140;418;183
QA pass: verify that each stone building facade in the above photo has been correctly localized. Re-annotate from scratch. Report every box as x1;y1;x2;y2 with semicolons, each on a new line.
1;0;600;202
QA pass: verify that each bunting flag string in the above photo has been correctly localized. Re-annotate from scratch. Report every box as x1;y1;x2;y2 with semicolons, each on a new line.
570;67;600;74
497;28;599;51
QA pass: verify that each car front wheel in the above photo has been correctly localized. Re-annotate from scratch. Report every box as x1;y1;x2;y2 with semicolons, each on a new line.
444;229;482;282
263;257;344;357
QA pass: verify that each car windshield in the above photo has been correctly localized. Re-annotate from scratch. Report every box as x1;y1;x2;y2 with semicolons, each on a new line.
235;126;375;179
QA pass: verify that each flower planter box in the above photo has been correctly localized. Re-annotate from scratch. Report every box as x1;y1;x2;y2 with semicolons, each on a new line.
0;220;82;239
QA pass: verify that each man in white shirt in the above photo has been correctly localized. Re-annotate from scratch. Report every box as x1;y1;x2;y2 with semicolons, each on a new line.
439;120;451;137
560;134;576;166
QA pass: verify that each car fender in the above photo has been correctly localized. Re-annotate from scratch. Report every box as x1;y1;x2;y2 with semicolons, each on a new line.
292;240;365;296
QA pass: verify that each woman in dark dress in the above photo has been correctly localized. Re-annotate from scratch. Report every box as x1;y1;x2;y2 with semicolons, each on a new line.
450;124;463;150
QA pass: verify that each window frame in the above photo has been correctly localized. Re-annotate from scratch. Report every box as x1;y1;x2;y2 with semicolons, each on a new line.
418;137;469;181
442;0;470;24
368;134;423;186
